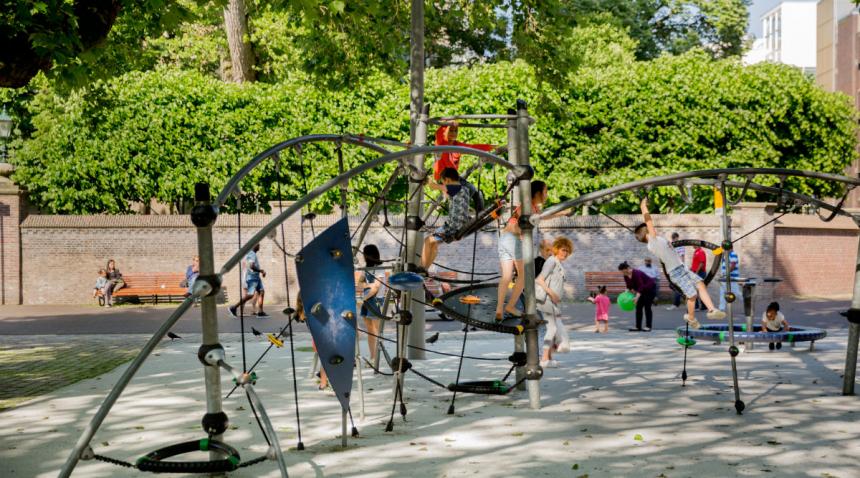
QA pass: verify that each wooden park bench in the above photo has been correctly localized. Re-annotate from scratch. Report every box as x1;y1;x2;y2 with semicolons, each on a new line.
584;271;669;298
424;271;458;298
111;273;189;304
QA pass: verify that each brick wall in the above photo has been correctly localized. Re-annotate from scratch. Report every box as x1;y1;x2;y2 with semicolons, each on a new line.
9;202;860;304
20;215;270;305
774;215;860;297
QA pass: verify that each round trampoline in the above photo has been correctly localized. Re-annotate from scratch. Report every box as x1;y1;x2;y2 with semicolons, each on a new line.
434;283;525;335
675;324;826;346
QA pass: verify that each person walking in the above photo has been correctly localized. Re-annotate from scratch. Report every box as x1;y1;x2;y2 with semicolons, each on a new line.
690;244;707;311
719;249;743;311
229;243;267;318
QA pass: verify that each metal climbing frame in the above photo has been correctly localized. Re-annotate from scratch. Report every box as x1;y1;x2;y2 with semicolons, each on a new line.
539;167;860;401
59;131;529;476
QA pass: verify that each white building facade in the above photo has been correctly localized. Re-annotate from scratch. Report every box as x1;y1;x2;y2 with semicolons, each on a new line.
744;0;818;73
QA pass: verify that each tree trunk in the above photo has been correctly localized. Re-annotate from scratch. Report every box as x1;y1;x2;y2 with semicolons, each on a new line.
223;0;255;83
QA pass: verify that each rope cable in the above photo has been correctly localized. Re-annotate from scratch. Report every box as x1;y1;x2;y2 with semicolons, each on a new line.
588;204;635;233
237;195;248;372
274;153;304;448
449;165;485;413
356;326;506;361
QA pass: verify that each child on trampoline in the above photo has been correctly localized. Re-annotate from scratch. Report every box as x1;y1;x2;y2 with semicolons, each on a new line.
420;167;473;272
761;301;789;350
536;236;573;367
588;285;610;333
495;180;552;321
637;197;725;328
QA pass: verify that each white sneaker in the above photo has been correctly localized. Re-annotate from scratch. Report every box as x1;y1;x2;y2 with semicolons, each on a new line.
707;309;727;320
548;360;560;368
539;360;549;368
665;305;678;311
683;314;701;329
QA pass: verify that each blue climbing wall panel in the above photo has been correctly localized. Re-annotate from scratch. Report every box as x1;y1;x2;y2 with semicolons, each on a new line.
296;218;357;411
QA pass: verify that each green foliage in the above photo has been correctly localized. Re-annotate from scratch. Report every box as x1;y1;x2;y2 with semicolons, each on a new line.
544;51;858;211
570;1;750;60
12;68;408;213
10;47;857;214
0;0;196;87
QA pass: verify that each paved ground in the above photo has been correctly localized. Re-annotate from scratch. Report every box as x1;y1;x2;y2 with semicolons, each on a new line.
0;298;856;477
0;330;858;477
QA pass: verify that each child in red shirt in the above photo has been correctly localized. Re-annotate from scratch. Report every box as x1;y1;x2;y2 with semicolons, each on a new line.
433;123;495;181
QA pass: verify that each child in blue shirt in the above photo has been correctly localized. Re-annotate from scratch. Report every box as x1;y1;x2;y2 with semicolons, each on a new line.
92;269;108;304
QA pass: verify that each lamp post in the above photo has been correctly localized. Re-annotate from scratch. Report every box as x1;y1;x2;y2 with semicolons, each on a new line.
0;106;13;182
0;106;11;161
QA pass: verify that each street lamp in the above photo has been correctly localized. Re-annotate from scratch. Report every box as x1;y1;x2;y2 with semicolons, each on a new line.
0;106;11;162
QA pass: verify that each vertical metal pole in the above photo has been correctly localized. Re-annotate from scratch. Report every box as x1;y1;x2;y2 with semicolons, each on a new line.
743;282;755;352
341;409;348;447
405;106;429;360
842;218;860;395
340;142;365;421
337;142;348;219
195;183;227;453
507;111;526;391
406;0;427;360
515;101;541;410
373;288;394;371
354;297;365;420
718;183;744;414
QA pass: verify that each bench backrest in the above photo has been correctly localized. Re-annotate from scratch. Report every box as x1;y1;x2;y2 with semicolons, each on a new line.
425;271;458;297
122;273;186;290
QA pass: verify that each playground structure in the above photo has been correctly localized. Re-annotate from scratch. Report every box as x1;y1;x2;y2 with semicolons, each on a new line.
56;98;860;476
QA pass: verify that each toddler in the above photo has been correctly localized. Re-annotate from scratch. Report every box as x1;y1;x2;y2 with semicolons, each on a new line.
761;302;789;350
588;286;610;333
92;269;108;302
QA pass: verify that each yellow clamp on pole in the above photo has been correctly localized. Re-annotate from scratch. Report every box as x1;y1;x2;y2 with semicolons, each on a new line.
713;186;724;217
266;333;284;348
712;247;724;256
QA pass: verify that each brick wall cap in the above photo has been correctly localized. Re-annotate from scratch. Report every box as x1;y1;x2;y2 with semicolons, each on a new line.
21;214;270;229
775;214;859;230
734;202;774;210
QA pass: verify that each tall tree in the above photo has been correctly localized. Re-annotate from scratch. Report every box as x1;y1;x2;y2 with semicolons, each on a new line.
0;0;191;87
222;0;255;82
282;0;750;88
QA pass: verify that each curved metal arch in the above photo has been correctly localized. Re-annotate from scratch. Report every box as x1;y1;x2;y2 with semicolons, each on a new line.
685;179;854;221
218;145;519;276
540;168;860;219
216;134;405;207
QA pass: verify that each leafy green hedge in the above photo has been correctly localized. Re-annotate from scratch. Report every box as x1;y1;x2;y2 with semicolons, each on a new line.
11;51;857;214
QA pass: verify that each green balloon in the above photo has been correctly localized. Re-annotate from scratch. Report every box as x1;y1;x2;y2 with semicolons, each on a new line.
617;291;636;312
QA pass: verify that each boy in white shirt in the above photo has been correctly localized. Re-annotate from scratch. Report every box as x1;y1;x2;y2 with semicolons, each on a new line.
761;302;789;350
637;197;725;329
